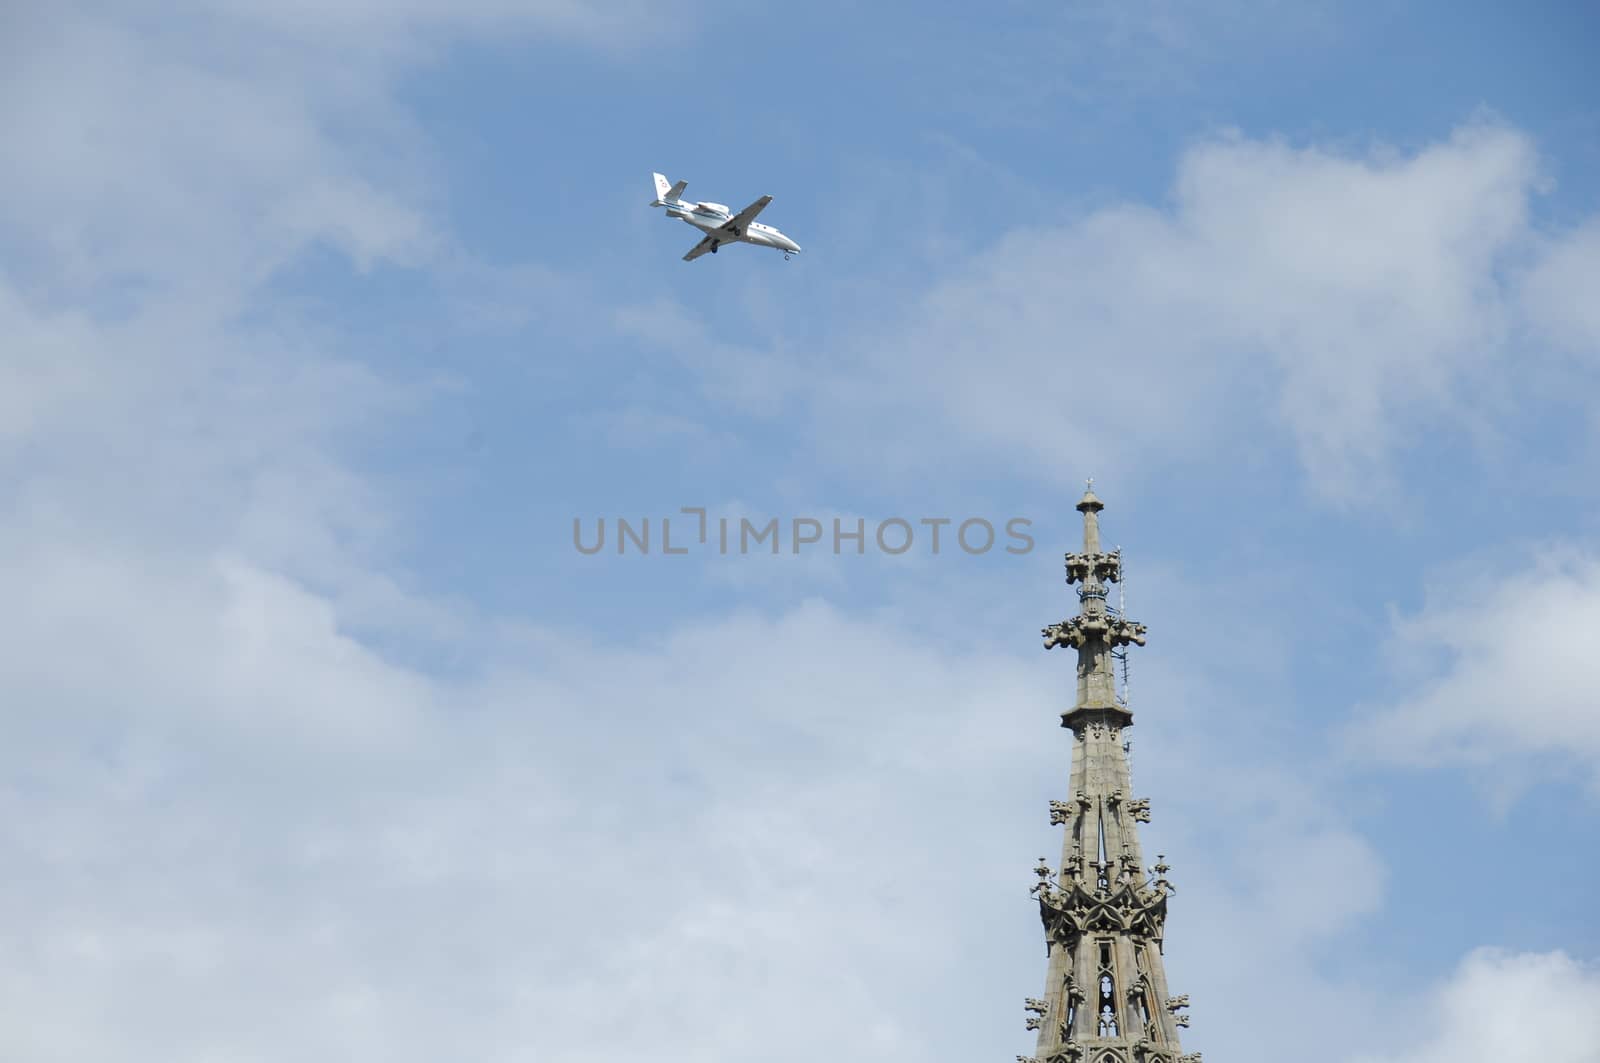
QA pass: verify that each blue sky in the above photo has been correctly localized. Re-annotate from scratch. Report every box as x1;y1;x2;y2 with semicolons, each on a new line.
4;2;1600;1061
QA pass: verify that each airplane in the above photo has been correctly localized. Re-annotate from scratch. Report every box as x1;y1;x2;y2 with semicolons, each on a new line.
650;172;802;262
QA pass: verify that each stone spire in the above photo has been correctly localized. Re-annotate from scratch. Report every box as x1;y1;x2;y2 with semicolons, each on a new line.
1022;488;1199;1063
1044;484;1148;720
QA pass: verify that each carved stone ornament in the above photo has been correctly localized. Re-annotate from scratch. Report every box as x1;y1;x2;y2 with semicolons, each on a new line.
1041;614;1148;651
1064;550;1121;586
1027;496;1198;1063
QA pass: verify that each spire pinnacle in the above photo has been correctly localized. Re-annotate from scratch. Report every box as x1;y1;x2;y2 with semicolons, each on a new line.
1041;487;1147;718
1075;480;1105;553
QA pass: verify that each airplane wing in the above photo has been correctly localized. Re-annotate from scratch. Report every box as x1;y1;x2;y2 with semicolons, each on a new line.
683;234;717;261
720;194;773;236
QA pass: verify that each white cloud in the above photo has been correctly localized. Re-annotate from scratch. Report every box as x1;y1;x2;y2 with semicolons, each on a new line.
0;0;677;303
1359;547;1600;789
644;121;1598;502
1099;648;1390;1059
2;8;428;295
1349;948;1600;1063
1521;218;1600;357
847;122;1550;499
0;563;1400;1062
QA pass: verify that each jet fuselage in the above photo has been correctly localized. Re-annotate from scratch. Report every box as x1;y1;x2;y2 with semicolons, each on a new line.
650;173;801;260
665;200;801;255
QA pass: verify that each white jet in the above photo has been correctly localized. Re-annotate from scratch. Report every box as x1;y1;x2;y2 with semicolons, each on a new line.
650;172;802;261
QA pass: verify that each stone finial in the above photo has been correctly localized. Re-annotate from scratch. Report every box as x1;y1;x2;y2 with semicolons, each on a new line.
1076;483;1105;553
1076;480;1104;513
1146;854;1176;896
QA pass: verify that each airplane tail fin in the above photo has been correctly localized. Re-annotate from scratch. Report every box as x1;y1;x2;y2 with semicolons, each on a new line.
651;172;688;205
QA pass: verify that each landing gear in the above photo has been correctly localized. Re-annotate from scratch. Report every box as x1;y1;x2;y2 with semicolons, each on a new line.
711;242;719;254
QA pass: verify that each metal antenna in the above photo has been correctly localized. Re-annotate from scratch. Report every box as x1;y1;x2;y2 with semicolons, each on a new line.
1116;543;1134;781
1119;549;1130;709
1110;544;1132;712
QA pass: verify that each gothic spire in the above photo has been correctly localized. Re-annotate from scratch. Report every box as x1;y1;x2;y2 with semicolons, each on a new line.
1042;484;1147;724
1021;490;1198;1063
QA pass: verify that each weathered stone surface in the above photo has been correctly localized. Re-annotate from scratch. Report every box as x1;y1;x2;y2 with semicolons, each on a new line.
1025;488;1198;1062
